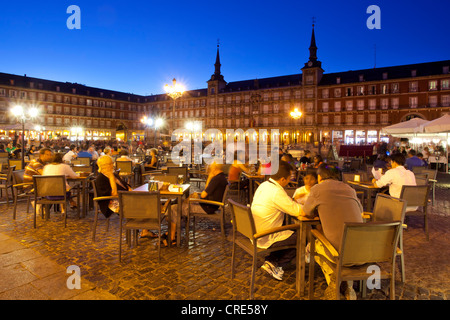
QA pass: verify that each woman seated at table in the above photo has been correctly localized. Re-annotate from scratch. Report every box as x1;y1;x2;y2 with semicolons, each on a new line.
95;155;135;220
42;152;80;209
116;149;133;162
166;161;228;246
144;148;158;171
312;155;324;168
228;151;251;189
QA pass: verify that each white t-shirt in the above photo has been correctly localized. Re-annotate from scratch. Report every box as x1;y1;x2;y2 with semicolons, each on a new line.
292;186;310;205
251;178;303;249
42;163;79;190
63;150;76;162
375;165;417;210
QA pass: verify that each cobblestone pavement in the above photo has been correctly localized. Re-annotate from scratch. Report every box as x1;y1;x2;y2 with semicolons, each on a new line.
0;173;449;301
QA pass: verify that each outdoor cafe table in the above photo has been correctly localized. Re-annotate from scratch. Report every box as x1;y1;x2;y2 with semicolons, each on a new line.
133;183;190;247
346;180;381;212
241;172;264;203
294;215;320;297
67;175;91;218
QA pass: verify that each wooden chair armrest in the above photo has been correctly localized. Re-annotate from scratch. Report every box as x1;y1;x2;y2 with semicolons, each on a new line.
254;223;300;240
13;182;33;188
362;211;373;221
402;223;408;229
93;196;118;202
188;198;224;207
161;198;171;213
310;229;339;259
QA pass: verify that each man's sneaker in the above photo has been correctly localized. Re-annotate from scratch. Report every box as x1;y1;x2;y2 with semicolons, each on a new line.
261;261;283;281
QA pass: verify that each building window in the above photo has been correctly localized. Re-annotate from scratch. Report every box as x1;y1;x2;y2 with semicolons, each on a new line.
429;96;438;107
409;96;418;108
409;82;418;92
382;72;388;80
381;84;388;94
429;80;438;91
334;115;341;125
346;87;353;97
345;100;353;111
380;114;389;124
381;98;389;109
322;89;329;98
336;77;341;84
442;95;449;107
322;102;329;112
392;83;399;93
357;100;364;111
391;98;399;109
322;115;329;125
368;114;376;125
334;88;341;98
334;101;341;112
442;79;449;90
369;85;376;95
369;99;377;110
411;70;417;77
357;114;364;125
357;86;364;96
345;114;353;125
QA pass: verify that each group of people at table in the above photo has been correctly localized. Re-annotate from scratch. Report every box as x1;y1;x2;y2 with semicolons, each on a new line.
22;145;419;299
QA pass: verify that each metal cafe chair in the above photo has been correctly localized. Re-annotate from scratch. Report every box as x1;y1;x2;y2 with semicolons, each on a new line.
421;168;438;205
400;185;431;241
77;157;91;166
308;221;402;300
118;191;171;263
91;180;117;241
186;185;230;243
228;199;300;299
0;165;16;207
11;169;33;220
167;166;189;182
362;194;407;282
32;175;69;228
116;160;134;186
8;159;23;170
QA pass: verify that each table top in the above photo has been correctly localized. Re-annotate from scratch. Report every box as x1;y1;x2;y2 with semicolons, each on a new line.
134;183;190;195
242;172;264;179
295;215;320;223
347;180;379;189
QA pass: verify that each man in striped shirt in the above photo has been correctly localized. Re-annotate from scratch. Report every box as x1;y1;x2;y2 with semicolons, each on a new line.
23;147;54;185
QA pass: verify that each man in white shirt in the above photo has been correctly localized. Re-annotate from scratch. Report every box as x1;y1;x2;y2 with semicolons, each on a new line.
373;152;416;199
251;161;303;280
62;144;77;163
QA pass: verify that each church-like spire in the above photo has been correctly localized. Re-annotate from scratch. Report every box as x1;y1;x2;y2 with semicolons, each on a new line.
209;40;225;82
309;22;318;62
214;42;221;76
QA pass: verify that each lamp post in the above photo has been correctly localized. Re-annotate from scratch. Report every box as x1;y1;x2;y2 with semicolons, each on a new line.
289;107;302;145
10;105;40;169
141;116;164;147
164;78;185;134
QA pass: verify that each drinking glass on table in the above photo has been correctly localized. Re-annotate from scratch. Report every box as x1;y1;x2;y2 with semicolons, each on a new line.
177;175;184;185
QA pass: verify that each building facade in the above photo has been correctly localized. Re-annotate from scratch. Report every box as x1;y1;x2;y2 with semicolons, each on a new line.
1;26;449;146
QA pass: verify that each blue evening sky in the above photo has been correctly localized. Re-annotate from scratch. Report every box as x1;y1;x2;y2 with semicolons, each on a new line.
0;0;448;96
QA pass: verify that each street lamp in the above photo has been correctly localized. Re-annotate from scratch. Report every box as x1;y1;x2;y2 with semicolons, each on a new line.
164;78;185;133
10;105;40;168
289;108;303;145
141;116;164;147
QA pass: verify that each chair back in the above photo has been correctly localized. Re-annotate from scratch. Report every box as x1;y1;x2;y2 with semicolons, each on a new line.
412;166;425;174
229;199;256;241
71;159;82;165
8;159;22;170
350;159;361;171
372;194;407;223
414;175;428;186
116;161;133;174
33;175;67;198
339;221;401;266
118;191;160;220
400;185;430;207
221;184;230;204
4;165;16;183
421;169;437;181
77;157;91;165
151;173;178;184
12;169;25;185
167;166;188;178
0;153;8;166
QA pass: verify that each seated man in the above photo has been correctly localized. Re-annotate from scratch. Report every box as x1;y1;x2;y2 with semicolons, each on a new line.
167;162;228;246
302;164;363;300
24;147;54;185
372;152;416;199
405;149;425;171
251;160;303;281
